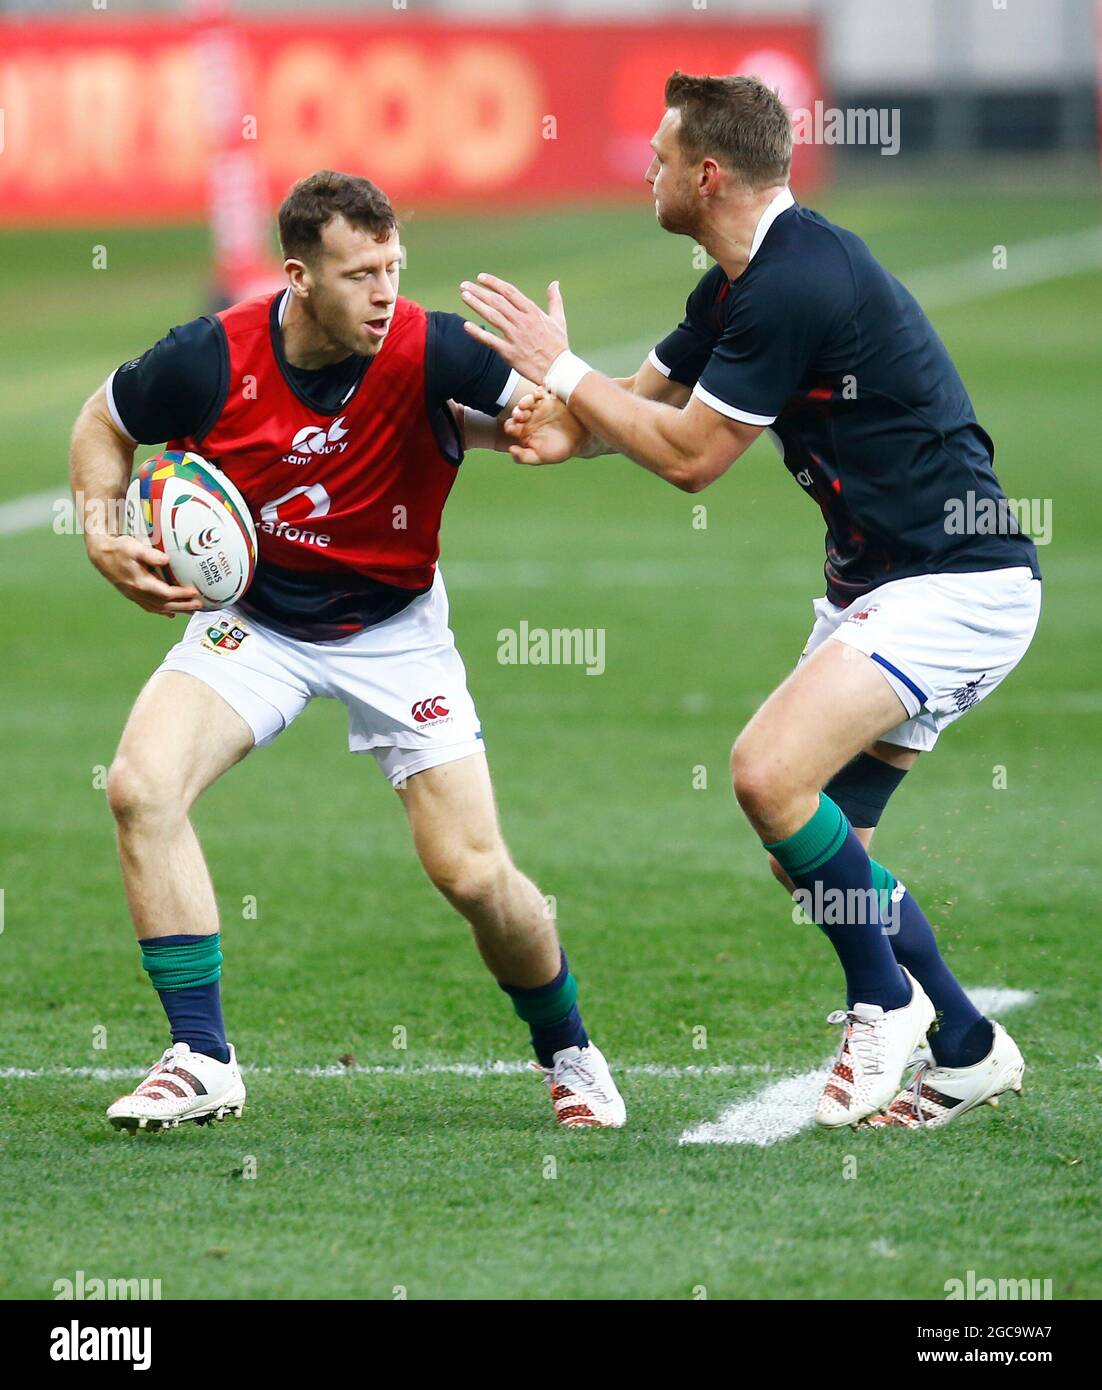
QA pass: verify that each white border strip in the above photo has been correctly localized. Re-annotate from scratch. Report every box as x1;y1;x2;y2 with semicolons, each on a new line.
692;380;776;426
104;369;137;442
495;367;522;408
647;347;672;378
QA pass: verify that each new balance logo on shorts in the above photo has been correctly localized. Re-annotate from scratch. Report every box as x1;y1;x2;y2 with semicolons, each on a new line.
411;695;450;723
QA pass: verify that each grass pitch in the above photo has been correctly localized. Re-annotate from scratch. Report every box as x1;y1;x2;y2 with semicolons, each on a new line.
1;186;1101;1299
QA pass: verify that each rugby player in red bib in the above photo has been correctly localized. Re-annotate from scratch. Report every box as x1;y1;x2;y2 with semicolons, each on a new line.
69;171;625;1132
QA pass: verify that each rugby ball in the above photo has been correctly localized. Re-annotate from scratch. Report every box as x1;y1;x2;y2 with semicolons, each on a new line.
125;451;257;610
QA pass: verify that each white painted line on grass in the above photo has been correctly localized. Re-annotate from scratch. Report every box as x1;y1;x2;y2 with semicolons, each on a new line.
905;226;1102;311
965;986;1035;1018
0;489;60;537
678;987;1035;1149
0;1059;773;1083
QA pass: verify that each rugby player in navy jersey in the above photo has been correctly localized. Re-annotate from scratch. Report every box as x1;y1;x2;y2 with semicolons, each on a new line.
462;73;1041;1131
69;170;625;1132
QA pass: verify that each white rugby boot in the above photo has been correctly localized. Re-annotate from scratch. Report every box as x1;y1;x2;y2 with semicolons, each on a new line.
816;969;935;1128
863;1022;1024;1130
531;1042;626;1128
107;1042;246;1132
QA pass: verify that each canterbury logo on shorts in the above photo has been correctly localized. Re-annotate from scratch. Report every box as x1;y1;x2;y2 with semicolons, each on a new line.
411;695;450;723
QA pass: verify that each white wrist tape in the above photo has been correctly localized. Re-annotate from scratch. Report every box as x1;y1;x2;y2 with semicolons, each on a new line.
544;349;593;404
462;406;499;451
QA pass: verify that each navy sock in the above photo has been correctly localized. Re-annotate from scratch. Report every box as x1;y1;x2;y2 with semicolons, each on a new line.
767;795;910;1011
886;887;994;1068
500;950;589;1068
159;983;230;1064
140;934;230;1064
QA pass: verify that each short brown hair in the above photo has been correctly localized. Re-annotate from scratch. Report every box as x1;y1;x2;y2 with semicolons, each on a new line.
663;72;791;188
278;170;398;262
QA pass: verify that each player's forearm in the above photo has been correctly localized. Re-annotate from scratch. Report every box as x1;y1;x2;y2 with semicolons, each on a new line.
566;375;637;458
457;376;565;455
70;392;136;544
570;368;689;459
565;371;699;488
551;378;633;459
565;371;670;457
453;404;516;454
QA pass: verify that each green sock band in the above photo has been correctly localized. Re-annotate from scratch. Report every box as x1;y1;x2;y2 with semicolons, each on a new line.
509;972;578;1029
869;858;900;920
140;934;223;992
764;794;849;877
868;859;897;899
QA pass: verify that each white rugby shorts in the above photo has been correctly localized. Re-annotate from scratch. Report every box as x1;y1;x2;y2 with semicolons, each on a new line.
800;566;1041;752
156;568;484;785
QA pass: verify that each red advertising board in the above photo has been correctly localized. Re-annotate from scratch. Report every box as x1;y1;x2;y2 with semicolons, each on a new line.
0;16;824;224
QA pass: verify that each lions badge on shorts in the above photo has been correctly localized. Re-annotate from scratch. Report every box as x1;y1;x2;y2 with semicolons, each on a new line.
202;620;250;653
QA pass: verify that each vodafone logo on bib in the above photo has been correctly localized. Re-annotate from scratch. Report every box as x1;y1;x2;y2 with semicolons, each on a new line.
259;484;333;548
282;416;350;464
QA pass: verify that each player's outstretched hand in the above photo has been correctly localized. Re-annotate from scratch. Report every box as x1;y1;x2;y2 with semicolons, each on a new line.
505;388;589;465
86;534;202;618
460;275;569;382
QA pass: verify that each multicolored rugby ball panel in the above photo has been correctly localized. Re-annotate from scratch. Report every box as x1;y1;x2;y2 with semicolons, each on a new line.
125;451;258;610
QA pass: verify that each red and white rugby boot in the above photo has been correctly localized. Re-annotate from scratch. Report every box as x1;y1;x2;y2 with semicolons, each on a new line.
863;1022;1024;1130
531;1043;626;1129
815;969;935;1128
106;1042;246;1132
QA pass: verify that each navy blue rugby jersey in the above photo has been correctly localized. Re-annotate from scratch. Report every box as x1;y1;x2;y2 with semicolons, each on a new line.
651;190;1040;606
